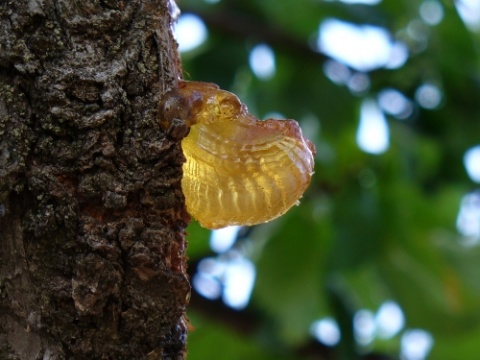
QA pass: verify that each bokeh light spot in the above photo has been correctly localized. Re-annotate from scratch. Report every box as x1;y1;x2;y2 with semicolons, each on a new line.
415;83;442;109
401;329;434;360
249;44;276;80
210;225;241;253
354;310;376;345
455;0;480;31
463;145;480;183
311;318;341;346
356;99;389;154
456;191;480;245
318;19;405;72
192;272;222;300
194;252;256;310
348;73;370;94
385;41;409;69
378;88;413;119
420;0;444;26
323;59;351;85
331;0;381;4
375;301;405;339
174;13;208;52
222;256;256;310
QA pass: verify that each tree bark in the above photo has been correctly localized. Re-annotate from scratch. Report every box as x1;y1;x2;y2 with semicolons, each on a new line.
0;0;190;358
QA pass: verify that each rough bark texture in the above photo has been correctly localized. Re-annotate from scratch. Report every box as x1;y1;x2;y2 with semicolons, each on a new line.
0;0;191;358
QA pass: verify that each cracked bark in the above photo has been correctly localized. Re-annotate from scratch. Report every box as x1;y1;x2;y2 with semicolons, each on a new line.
0;0;191;358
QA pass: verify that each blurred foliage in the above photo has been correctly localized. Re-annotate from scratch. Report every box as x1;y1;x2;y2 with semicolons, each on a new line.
178;0;480;359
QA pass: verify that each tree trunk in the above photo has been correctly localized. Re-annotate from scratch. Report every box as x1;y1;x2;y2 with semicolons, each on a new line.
0;0;190;358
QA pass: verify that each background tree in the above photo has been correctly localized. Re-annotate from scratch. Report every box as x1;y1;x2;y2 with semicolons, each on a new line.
0;0;190;358
179;1;480;359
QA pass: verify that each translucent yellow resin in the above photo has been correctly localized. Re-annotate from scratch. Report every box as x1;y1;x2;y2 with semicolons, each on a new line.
177;81;315;229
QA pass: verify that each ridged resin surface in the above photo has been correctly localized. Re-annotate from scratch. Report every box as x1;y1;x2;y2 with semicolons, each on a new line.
176;81;316;229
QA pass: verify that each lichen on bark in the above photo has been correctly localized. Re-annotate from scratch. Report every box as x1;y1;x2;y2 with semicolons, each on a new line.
0;0;190;358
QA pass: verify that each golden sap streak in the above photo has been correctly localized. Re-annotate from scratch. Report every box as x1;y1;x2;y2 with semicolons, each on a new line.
176;81;316;229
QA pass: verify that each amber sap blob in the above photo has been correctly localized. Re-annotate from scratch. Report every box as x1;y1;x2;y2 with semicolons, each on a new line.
177;81;316;229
